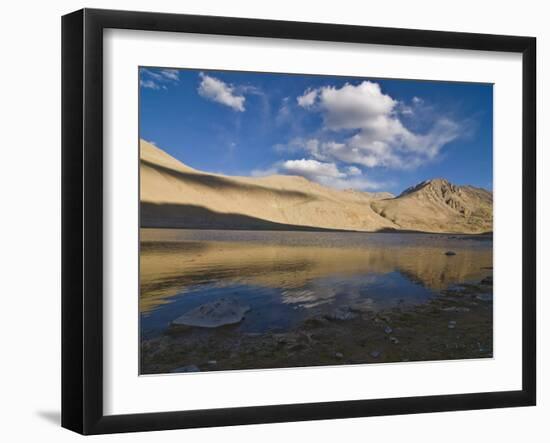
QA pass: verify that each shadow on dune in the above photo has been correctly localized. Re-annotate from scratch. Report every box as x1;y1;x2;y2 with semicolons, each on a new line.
141;202;495;236
141;202;348;231
141;159;312;199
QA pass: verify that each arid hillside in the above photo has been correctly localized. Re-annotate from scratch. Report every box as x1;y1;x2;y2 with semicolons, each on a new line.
140;140;492;234
370;178;493;233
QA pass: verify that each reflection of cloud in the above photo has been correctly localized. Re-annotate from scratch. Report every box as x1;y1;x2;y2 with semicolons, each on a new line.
281;287;338;309
280;279;379;310
140;234;492;314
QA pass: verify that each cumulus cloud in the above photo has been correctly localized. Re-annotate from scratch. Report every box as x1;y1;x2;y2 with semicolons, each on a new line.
282;159;345;180
253;158;383;190
297;88;318;108
197;73;245;111
295;81;460;169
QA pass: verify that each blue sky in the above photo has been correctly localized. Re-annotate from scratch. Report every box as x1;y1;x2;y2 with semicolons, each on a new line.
139;67;492;195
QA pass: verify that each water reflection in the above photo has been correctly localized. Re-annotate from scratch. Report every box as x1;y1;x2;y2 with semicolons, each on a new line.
140;229;492;338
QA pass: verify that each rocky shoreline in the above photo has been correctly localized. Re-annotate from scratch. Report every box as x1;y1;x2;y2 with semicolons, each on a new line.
140;277;493;375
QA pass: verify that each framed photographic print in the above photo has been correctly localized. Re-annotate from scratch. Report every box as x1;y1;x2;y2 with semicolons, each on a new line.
62;8;536;435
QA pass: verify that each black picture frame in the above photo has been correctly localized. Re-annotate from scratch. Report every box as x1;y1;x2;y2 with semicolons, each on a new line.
62;8;536;435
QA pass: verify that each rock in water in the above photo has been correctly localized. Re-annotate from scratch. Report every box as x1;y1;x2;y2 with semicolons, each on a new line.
172;298;250;328
481;276;493;285
445;251;457;256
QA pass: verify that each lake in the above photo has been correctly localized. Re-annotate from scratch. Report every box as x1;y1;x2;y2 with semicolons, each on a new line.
140;229;493;374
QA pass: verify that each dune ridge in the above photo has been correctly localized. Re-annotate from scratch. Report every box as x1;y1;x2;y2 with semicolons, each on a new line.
140;140;493;234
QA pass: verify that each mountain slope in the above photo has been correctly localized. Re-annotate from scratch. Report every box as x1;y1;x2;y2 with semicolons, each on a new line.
370;178;493;233
140;140;493;234
140;140;397;231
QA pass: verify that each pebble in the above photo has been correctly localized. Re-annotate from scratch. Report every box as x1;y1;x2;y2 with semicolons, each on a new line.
335;352;344;359
390;336;400;344
289;343;307;352
384;326;393;334
448;320;457;329
325;306;358;321
171;365;200;373
442;307;470;312
208;360;217;365
370;351;381;359
476;294;493;302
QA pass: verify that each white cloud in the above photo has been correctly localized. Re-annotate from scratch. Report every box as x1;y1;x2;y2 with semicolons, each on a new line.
159;69;179;81
252;158;382;190
140;79;160;90
140;68;180;90
197;73;245;112
250;166;279;177
397;101;414;115
297;89;318;108
296;81;460;169
346;166;362;176
316;81;396;130
282;159;345;180
276;97;291;124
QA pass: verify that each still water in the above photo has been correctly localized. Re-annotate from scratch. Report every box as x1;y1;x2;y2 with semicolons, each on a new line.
140;229;492;340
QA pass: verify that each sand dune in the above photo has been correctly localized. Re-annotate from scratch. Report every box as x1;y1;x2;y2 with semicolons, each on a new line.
140;140;492;233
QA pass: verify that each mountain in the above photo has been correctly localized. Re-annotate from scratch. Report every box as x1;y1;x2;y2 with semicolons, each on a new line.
140;140;492;234
370;178;493;233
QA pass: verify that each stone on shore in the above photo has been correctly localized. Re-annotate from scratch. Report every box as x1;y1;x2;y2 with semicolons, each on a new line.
171;364;200;373
172;298;250;328
325;306;358;321
442;307;471;313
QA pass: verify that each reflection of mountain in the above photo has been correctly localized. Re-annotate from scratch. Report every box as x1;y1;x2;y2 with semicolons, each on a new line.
140;140;492;234
140;230;492;313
